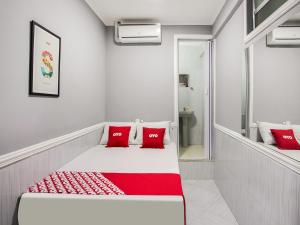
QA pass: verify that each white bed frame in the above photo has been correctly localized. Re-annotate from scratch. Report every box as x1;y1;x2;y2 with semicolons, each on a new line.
19;194;184;225
18;124;184;225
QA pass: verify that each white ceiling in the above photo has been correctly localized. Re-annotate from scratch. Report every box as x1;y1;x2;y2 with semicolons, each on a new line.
85;0;226;26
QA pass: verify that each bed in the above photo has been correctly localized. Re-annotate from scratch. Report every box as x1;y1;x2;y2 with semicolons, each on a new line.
250;123;300;162
18;143;185;225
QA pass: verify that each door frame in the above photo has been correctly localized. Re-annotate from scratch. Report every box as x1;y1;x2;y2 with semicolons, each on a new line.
173;34;213;160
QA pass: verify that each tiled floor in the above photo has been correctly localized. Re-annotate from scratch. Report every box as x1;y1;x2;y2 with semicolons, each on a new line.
180;145;205;160
182;180;239;225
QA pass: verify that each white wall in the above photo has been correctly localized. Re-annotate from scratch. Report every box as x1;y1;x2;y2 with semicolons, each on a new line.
253;37;300;124
0;0;106;155
215;3;244;133
178;41;206;145
213;0;244;36
105;25;212;122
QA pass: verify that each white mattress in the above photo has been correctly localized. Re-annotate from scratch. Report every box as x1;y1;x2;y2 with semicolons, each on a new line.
60;143;180;173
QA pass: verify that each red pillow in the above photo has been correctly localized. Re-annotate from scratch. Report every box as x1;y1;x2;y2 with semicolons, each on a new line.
270;129;300;150
141;127;166;149
106;126;131;148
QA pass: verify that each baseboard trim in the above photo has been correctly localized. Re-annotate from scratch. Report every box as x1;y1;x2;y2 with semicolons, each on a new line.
0;123;104;169
214;124;300;174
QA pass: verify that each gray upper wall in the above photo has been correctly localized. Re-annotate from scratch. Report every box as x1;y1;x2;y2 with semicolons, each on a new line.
0;0;106;155
215;2;244;133
253;37;300;124
212;0;243;36
105;25;212;122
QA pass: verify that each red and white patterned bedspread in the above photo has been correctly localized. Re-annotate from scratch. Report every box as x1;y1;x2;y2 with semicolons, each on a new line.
27;171;125;195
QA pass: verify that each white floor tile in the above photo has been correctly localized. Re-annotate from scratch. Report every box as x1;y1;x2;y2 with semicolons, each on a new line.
180;145;205;160
182;180;239;225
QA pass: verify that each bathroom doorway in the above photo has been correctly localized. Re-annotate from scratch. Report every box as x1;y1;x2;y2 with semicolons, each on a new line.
174;35;212;161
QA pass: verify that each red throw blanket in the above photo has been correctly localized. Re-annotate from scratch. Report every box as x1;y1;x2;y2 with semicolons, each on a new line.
28;171;185;224
102;173;183;196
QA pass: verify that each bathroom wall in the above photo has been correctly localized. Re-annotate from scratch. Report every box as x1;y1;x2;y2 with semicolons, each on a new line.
253;37;300;124
0;0;106;155
178;41;206;145
105;25;212;122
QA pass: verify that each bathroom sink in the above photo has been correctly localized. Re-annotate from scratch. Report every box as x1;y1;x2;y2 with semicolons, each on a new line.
179;111;194;117
179;111;194;147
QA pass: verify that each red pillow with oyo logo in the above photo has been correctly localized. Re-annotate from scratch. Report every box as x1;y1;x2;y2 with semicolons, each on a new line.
141;127;166;149
270;129;300;150
106;126;131;148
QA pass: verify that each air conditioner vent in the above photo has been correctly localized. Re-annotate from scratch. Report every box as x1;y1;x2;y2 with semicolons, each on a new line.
115;21;161;44
267;26;300;46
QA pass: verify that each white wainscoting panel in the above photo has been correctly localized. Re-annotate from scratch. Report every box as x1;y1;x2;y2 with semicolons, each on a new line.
179;161;214;180
0;127;102;225
213;128;300;225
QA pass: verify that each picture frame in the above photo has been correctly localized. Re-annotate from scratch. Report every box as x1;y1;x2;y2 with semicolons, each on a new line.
29;21;61;97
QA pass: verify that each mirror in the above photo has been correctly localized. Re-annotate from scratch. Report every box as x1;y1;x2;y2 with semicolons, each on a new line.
243;4;300;162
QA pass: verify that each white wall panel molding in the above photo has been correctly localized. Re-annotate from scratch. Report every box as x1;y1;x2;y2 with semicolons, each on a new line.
0;123;104;169
214;128;300;225
214;124;300;174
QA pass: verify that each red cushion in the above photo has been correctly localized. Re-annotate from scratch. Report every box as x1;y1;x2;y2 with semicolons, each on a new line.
270;129;300;150
106;126;131;148
141;127;166;149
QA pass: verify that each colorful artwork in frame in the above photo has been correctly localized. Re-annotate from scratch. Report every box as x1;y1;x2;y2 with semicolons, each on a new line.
29;21;61;97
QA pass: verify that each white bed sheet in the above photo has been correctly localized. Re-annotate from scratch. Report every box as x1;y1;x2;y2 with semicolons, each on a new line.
59;143;180;173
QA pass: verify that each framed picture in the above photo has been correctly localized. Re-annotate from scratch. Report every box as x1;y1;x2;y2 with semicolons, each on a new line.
29;21;61;97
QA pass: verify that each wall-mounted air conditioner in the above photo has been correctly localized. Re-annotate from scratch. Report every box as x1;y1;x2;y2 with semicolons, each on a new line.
267;26;300;46
115;20;161;44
